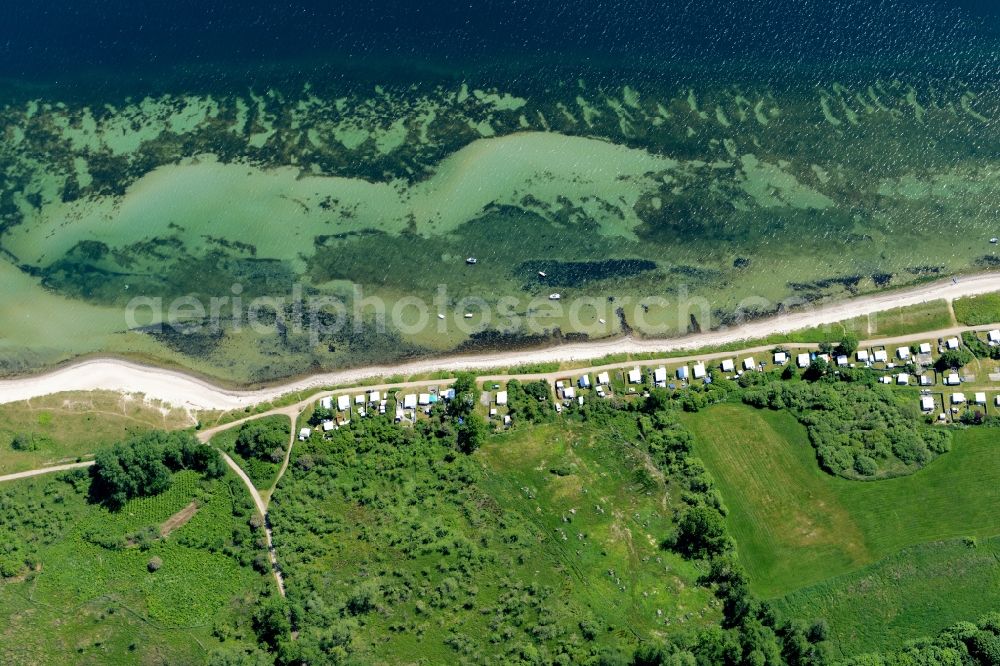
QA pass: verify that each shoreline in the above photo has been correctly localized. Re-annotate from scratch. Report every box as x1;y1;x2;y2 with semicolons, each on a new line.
1;271;999;411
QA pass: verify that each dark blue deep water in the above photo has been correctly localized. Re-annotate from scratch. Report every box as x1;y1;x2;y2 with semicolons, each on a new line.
1;0;998;87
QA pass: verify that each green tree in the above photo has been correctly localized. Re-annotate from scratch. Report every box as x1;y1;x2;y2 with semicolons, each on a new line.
802;358;829;382
456;412;487;454
671;505;731;559
235;419;288;461
936;349;973;372
251;596;291;650
449;372;477;419
837;333;859;357
89;438;172;509
88;431;224;509
645;388;671;414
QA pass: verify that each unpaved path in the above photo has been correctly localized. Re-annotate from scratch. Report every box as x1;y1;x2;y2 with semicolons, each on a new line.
197;421;293;596
159;501;199;537
0;460;94;483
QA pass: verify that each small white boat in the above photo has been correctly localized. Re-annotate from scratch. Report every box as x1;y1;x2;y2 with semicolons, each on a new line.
466;257;478;264
549;293;561;301
538;271;547;277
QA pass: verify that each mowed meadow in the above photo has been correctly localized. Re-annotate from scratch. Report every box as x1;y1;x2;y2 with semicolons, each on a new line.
683;404;1000;654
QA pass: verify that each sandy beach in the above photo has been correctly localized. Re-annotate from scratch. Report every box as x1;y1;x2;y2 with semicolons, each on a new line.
1;272;998;411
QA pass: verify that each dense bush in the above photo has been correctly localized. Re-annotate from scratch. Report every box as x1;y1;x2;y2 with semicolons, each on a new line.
506;379;552;423
235;419;289;463
841;612;1000;666
743;382;951;478
89;431;225;509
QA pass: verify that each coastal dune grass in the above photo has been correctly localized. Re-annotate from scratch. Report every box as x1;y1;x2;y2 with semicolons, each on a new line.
954;292;1000;326
0;391;194;475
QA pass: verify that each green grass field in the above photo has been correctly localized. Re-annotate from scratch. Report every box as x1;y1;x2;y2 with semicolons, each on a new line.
954;293;1000;326
0;469;269;664
774;536;1000;659
478;421;719;636
683;404;1000;652
791;299;954;340
0;392;193;475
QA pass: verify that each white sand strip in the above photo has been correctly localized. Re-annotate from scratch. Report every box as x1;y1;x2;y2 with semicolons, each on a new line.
1;272;998;411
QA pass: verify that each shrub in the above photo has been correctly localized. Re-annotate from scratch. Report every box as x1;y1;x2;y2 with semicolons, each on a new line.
853;455;877;477
579;619;599;641
10;433;39;451
147;556;163;572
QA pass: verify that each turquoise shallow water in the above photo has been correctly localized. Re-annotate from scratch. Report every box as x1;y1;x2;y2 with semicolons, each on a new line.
0;2;997;382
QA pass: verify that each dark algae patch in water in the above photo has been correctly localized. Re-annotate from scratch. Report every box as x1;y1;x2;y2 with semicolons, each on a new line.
0;1;998;382
515;259;658;286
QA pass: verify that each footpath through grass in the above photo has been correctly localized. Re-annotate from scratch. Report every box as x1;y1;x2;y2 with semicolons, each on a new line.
210;414;290;490
683;404;1000;597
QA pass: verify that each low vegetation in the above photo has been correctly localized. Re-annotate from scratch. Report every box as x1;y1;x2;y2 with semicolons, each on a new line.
0;391;192;474
787;300;954;341
4;344;1000;663
685;406;1000;601
0;466;272;663
954;293;1000;326
270;414;675;662
263;388;837;664
964;330;1000;360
